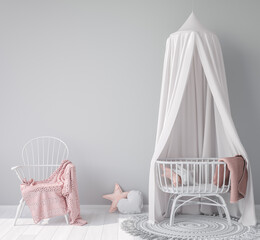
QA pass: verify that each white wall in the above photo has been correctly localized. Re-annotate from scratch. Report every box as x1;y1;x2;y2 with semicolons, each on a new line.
0;0;260;205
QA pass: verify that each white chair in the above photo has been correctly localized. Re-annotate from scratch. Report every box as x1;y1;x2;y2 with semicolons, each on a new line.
11;136;70;226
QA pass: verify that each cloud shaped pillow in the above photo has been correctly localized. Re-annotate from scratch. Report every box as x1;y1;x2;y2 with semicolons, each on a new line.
117;190;143;214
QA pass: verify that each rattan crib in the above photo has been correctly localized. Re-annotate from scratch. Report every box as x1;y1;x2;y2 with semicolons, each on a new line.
156;158;232;226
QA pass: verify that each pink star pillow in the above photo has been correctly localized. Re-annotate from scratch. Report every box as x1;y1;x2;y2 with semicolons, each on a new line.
103;184;128;213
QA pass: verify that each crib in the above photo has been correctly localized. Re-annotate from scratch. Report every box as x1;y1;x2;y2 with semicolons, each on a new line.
156;158;232;226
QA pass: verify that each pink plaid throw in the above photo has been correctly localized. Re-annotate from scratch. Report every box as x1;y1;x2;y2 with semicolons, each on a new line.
20;160;87;225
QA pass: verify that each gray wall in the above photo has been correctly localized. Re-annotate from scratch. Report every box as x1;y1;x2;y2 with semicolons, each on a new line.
0;0;259;205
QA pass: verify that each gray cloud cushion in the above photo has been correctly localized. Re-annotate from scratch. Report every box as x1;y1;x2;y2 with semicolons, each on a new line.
117;190;143;214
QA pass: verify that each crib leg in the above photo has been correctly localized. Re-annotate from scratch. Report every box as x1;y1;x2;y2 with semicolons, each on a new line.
216;194;232;226
169;195;182;226
215;197;223;218
217;206;223;218
165;194;174;218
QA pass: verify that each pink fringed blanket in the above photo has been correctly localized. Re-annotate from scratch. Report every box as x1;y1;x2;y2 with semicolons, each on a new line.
20;160;87;225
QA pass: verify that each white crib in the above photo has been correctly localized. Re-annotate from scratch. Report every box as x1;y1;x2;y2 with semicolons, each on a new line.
156;158;232;226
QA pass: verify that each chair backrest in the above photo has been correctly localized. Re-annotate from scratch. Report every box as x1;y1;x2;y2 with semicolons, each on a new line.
22;136;69;181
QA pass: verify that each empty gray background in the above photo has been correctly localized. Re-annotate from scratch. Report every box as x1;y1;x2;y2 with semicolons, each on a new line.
0;0;259;205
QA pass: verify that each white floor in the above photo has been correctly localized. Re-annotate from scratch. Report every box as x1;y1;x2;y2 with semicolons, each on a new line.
0;205;145;240
0;205;259;240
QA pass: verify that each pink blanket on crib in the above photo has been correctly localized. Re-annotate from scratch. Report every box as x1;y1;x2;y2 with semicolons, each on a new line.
20;160;87;225
213;155;248;203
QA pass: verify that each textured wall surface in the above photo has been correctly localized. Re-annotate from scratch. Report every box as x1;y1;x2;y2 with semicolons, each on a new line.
0;0;259;204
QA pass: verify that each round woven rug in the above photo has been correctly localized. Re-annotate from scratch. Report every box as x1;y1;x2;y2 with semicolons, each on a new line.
121;215;260;240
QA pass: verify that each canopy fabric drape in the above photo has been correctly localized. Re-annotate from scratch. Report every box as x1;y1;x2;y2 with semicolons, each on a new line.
148;13;256;226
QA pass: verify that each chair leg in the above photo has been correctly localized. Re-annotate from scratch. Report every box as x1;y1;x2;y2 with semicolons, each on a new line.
14;198;25;226
64;214;69;224
216;194;232;226
21;200;26;215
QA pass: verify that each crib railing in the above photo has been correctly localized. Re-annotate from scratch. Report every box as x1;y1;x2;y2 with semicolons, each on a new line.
156;158;231;195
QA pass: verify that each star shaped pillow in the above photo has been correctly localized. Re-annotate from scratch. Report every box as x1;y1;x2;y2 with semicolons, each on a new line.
102;183;128;213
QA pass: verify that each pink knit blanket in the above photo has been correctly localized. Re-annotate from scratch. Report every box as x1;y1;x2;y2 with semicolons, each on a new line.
20;160;87;225
213;155;248;203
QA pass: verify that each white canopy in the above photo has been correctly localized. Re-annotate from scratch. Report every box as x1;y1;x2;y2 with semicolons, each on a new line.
148;13;256;226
